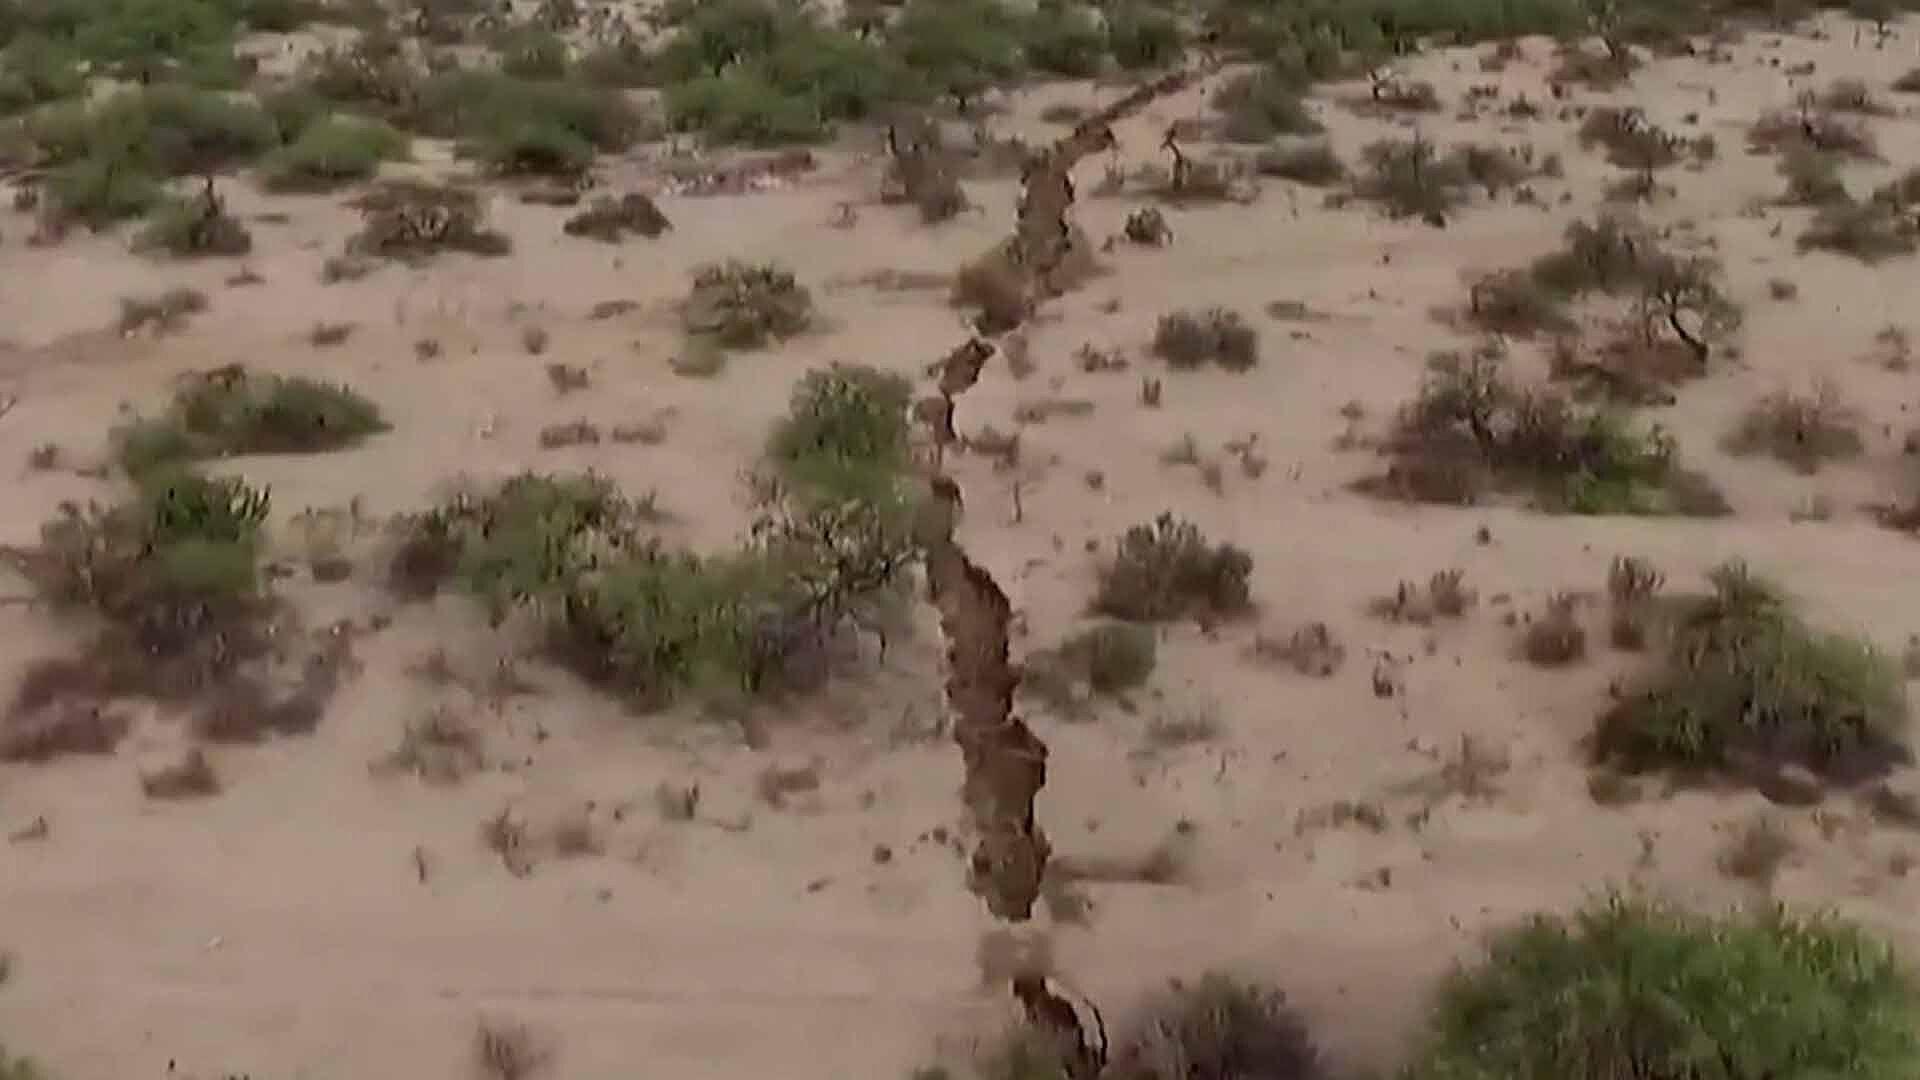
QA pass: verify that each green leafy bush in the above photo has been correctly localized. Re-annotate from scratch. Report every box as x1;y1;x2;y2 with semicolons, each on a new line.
892;0;1022;110
1021;2;1106;77
1212;68;1321;143
135;182;252;256
682;260;814;348
1110;974;1324;1080
1152;308;1259;371
259;114;408;191
1106;4;1183;69
116;365;388;475
409;70;644;166
1408;894;1920;1080
1095;513;1254;623
767;364;913;504
1058;621;1156;694
1594;561;1909;787
665;68;826;146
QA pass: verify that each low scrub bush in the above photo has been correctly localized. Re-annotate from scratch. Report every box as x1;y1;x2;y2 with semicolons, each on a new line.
1360;349;1721;516
766;364;913;505
1095;512;1254;623
1594;562;1909;788
1798;197;1918;262
1110;973;1325;1080
1021;3;1105;78
682;260;814;348
1152;308;1258;371
1058;621;1157;694
1407;894;1920;1080
115;365;387;475
135;180;251;256
346;179;511;258
562;192;671;241
1253;140;1343;185
1353;135;1470;224
1212;68;1321;143
1724;382;1863;474
1106;4;1183;69
1775;145;1848;206
258;114;408;192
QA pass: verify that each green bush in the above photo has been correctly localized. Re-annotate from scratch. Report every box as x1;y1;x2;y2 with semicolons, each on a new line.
409;70;644;159
1095;513;1254;623
1594;561;1909;786
0;34;84;114
892;0;1022;110
1111;973;1325;1080
135;184;252;256
116;366;388;475
1106;4;1183;69
259;114;408;191
1021;2;1106;77
1059;621;1156;694
1408;894;1920;1080
682;260;815;347
495;27;570;79
1152;308;1259;371
767;364;913;504
665;68;826;146
652;0;800;80
1355;135;1471;222
1212;68;1321;143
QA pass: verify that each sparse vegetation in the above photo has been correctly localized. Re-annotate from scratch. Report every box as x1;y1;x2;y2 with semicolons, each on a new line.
1725;382;1864;473
347;179;511;259
1151;308;1258;372
1408;895;1920;1080
258;114;409;192
1058;621;1158;695
1798;196;1919;262
562;193;671;241
1594;561;1910;790
1353;134;1470;224
114;365;387;476
1094;512;1253;624
1253;140;1344;185
682;260;815;348
1212;68;1321;143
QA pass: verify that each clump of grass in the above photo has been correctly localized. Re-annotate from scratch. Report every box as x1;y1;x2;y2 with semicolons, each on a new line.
1593;561;1911;790
1775;145;1849;206
1211;68;1321;143
258;114;409;192
117;286;209;335
951;249;1028;334
562;192;671;241
1094;512;1253;624
1253;140;1344;186
1464;270;1574;337
1406;895;1920;1080
1724;381;1864;474
346;179;512;259
114;365;387;476
682;260;815;348
1521;593;1586;666
1353;134;1471;224
1359;348;1720;516
1058;621;1157;695
1151;308;1258;372
1109;973;1326;1080
135;180;252;256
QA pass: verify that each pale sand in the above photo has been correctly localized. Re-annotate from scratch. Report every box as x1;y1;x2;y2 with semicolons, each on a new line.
6;15;1920;1079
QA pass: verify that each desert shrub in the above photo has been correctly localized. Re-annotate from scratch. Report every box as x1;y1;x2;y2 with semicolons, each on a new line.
576;37;657;88
1354;135;1470;223
1108;974;1325;1080
682;260;814;348
299;37;419;115
1152;308;1258;372
134;181;251;256
346;178;511;258
1748;106;1877;160
1776;145;1848;206
766;364;913;503
408;69;644;171
1253;140;1343;185
664;68;826;146
1021;3;1105;77
562;192;671;241
1058;621;1157;694
1725;382;1863;473
892;0;1022;111
16;0;243;87
1094;512;1253;623
258;114;408;191
1594;561;1910;786
1798;196;1918;262
0;34;84;113
1875;166;1920;210
115;365;387;475
952;249;1029;333
1529;213;1658;296
1364;349;1715;515
1450;142;1529;196
496;27;570;79
1212;68;1321;143
1465;270;1573;337
753;27;922;123
1106;4;1183;69
1409;894;1920;1080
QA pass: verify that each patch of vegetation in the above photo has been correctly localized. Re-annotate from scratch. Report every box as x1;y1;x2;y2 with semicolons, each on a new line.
1359;348;1722;516
1775;145;1848;206
1747;105;1877;160
1110;973;1326;1080
1464;270;1575;337
346;179;511;259
1152;308;1258;372
408;69;647;176
562;192;671;241
1253;140;1343;185
1353;134;1471;224
1798;196;1918;262
1021;2;1105;78
1056;621;1158;695
1094;512;1254;624
1406;894;1920;1080
1724;381;1863;474
1212;68;1321;143
1594;561;1910;789
682;260;815;348
765;363;913;505
134;179;251;256
258;114;409;192
1106;4;1183;69
114;365;387;476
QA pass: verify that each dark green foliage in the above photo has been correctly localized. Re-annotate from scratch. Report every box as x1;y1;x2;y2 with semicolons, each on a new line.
0;33;83;114
259;85;328;142
892;0;1021;110
5;0;244;87
682;260;815;348
660;16;922;143
767;364;913;505
1364;349;1717;515
408;69;645;169
1354;135;1472;223
1408;894;1920;1080
1108;974;1325;1080
1594;562;1910;786
1095;512;1254;623
665;68;827;146
116;365;388;475
1106;4;1183;69
1212;69;1321;143
259;114;409;191
1021;2;1106;77
135;182;252;256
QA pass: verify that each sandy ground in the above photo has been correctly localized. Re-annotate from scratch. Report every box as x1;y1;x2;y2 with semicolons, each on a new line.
7;15;1920;1079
